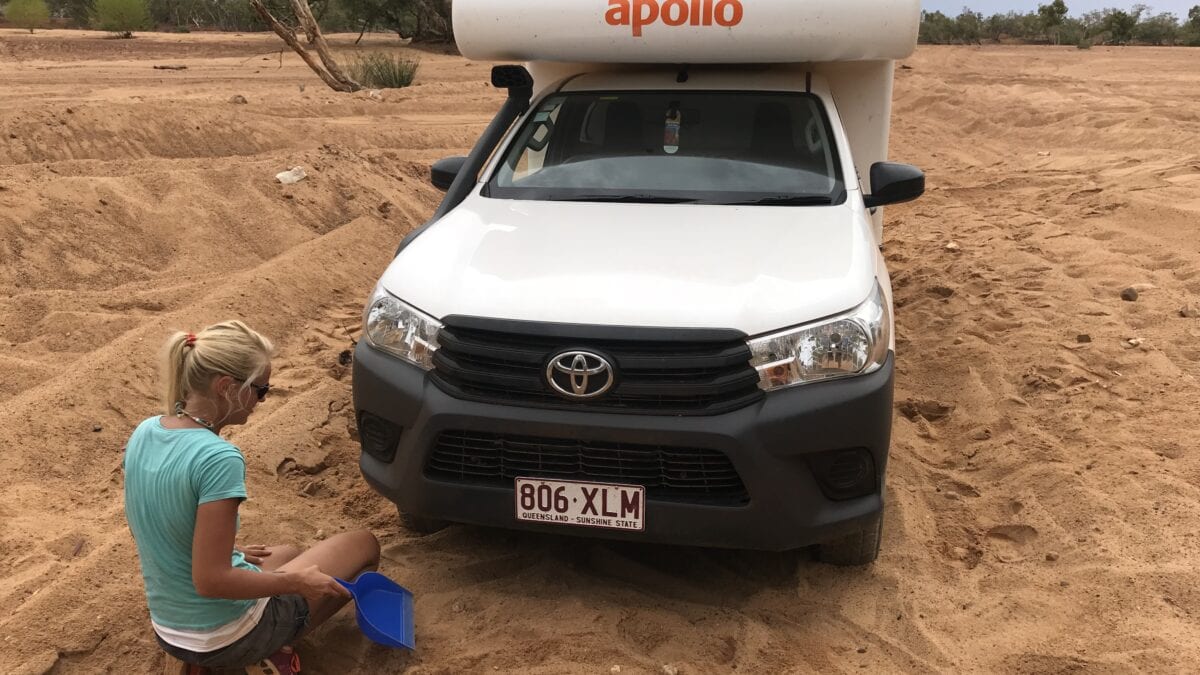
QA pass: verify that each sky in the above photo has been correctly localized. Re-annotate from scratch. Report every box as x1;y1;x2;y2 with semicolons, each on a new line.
921;1;1196;17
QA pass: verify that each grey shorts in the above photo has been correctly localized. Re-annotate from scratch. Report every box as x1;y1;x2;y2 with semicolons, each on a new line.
155;595;309;669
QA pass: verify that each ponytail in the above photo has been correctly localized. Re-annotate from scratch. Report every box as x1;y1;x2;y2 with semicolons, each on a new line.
162;331;192;416
160;321;275;415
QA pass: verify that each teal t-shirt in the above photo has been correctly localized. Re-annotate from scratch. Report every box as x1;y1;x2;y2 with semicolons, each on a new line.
123;417;260;631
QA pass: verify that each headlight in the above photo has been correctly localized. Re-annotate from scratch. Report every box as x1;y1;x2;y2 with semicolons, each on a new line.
363;286;441;370
748;282;891;391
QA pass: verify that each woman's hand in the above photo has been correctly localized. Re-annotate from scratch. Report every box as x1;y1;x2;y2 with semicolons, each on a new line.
288;564;351;606
236;544;272;565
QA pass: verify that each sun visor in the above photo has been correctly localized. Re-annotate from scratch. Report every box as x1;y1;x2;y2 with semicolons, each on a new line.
453;0;919;63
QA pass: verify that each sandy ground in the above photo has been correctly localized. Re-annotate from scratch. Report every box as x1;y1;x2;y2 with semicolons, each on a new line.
1;29;1198;674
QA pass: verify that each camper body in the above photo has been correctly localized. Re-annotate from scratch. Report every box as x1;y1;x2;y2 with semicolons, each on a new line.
352;0;923;563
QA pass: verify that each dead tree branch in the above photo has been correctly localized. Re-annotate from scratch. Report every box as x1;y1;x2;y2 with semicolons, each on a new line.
249;0;361;93
287;0;358;87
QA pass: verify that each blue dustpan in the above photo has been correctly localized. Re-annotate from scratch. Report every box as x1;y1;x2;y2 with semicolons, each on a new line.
336;572;415;650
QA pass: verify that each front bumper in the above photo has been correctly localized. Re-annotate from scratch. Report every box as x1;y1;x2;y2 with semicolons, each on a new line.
352;342;894;551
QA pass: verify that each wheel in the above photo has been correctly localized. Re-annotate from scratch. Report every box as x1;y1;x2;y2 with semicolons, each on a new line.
816;511;883;567
397;507;447;535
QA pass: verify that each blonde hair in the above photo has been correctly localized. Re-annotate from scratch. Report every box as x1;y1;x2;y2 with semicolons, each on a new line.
161;320;275;415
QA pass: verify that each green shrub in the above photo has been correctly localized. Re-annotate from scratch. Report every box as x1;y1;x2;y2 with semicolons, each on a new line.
1076;36;1093;49
6;0;51;32
92;0;149;38
349;53;420;89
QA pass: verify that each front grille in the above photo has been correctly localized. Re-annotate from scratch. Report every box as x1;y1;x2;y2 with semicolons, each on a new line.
430;317;764;415
427;430;750;506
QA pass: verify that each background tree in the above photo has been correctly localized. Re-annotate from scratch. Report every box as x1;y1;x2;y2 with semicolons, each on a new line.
1183;4;1200;44
21;0;452;36
1037;0;1069;43
142;0;347;32
983;12;1011;40
1134;11;1180;43
919;10;958;43
92;0;149;37
339;0;451;42
5;0;51;32
917;3;1199;46
1102;8;1139;44
1077;9;1106;37
1056;16;1089;44
956;6;985;43
46;0;92;26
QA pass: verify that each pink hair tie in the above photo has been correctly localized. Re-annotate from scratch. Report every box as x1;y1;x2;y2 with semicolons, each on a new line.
185;333;197;347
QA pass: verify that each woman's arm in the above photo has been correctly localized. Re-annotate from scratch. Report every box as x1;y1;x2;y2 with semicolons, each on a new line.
192;498;348;604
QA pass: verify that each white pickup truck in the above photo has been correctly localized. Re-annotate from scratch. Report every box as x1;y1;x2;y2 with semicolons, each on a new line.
352;0;924;565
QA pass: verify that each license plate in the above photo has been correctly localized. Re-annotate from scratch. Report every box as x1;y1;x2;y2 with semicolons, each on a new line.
514;478;645;532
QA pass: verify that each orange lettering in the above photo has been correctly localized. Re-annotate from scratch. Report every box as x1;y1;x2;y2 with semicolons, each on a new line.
715;0;743;26
632;0;660;37
605;0;630;27
661;0;688;25
605;0;743;36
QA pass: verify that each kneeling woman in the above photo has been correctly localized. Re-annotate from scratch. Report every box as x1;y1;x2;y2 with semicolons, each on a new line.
123;320;380;672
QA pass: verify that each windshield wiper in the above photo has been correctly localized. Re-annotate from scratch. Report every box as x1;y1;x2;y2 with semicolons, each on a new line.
724;195;834;206
550;195;699;204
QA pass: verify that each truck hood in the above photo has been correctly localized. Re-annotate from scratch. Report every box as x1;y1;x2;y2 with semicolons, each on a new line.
381;195;877;336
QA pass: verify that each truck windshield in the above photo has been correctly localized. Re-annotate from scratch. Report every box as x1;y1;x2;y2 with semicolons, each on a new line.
487;91;845;205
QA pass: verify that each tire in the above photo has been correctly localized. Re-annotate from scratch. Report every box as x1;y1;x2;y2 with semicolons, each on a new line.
816;511;883;567
397;507;447;535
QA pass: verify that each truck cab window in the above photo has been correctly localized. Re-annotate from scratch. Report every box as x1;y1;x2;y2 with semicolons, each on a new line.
491;91;844;205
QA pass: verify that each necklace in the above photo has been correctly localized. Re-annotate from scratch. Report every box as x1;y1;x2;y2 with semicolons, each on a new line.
174;401;216;432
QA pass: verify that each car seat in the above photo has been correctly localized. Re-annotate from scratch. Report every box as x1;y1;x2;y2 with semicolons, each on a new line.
750;101;796;161
750;101;826;174
602;100;644;155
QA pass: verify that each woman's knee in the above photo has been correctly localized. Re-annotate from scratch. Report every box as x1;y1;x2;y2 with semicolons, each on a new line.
259;544;302;571
273;543;302;561
357;529;381;567
329;529;380;567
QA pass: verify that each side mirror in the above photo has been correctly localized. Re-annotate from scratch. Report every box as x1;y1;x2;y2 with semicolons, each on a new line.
863;162;924;208
431;156;469;192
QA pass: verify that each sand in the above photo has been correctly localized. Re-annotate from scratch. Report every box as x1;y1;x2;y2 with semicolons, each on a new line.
1;29;1199;674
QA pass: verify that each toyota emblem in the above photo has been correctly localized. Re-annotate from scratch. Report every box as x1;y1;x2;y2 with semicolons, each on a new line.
546;351;614;399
